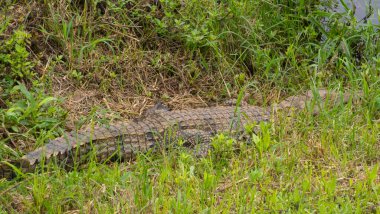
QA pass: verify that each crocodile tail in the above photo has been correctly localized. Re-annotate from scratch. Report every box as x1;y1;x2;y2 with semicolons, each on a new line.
0;131;88;180
273;89;358;115
0;123;128;180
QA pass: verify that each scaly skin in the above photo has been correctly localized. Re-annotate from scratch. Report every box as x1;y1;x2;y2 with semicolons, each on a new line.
0;89;355;179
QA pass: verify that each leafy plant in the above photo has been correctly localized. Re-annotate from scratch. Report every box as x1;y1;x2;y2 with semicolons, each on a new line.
0;84;66;151
0;29;34;79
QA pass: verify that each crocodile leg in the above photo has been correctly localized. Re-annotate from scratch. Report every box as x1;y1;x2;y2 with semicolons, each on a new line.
176;129;213;157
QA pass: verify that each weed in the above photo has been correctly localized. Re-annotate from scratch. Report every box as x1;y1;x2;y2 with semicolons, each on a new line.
0;84;66;158
0;29;34;80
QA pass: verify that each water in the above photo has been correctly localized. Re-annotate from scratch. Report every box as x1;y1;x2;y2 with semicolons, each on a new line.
332;0;380;25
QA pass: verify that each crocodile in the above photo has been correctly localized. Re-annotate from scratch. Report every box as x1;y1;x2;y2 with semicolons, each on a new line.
0;89;356;179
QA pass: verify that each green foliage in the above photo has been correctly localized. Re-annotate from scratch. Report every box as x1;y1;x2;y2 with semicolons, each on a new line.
0;29;34;79
1;84;65;133
140;0;379;89
211;133;235;160
250;122;273;158
0;83;66;160
147;1;322;59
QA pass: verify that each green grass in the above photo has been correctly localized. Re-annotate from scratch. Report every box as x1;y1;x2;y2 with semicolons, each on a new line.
0;0;379;213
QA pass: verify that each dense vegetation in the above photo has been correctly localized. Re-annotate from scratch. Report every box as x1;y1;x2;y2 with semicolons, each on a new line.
0;0;379;212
